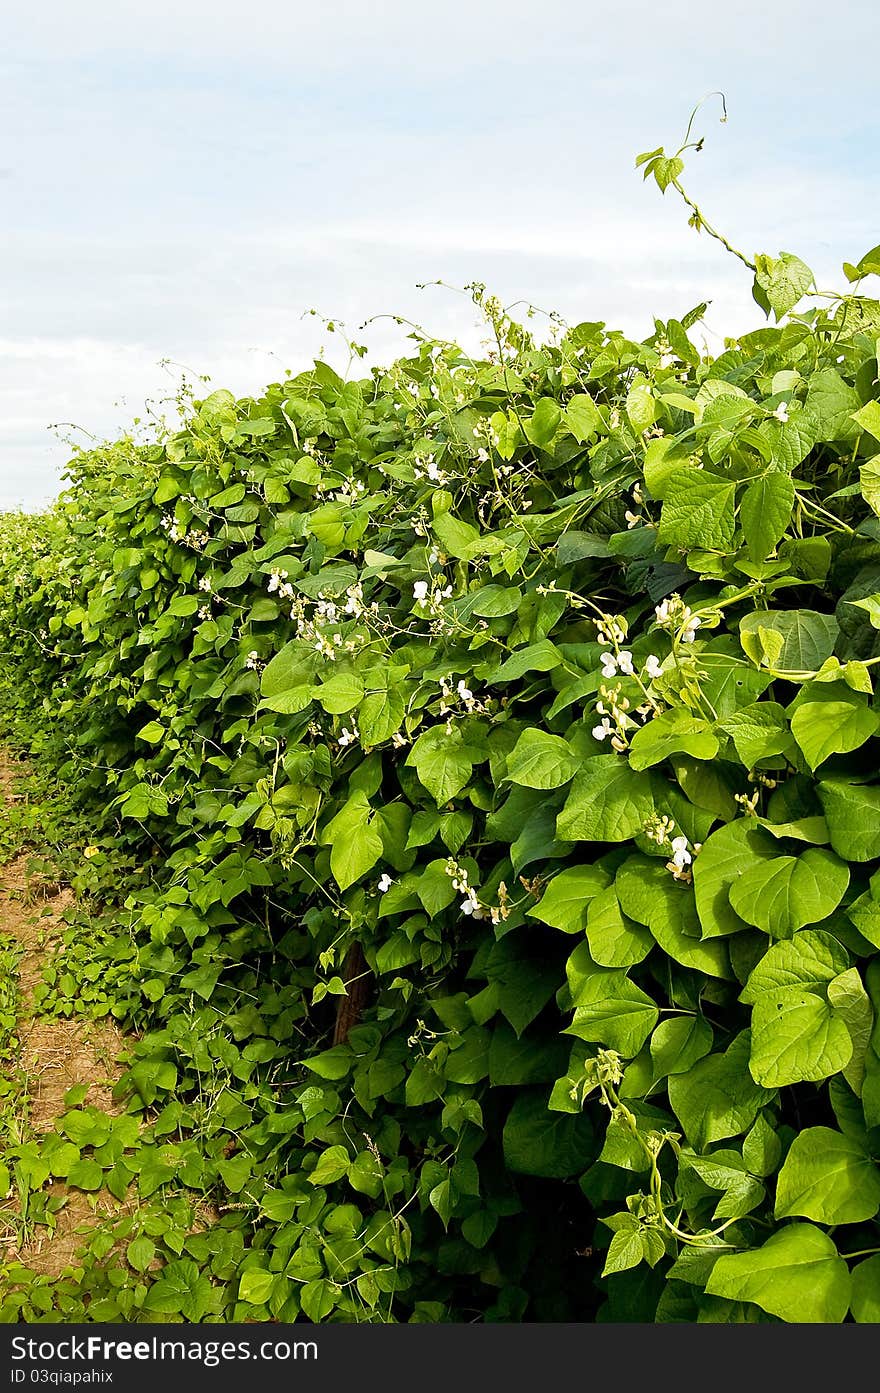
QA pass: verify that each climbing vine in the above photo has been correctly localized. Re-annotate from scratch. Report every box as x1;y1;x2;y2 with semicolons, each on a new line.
2;117;880;1322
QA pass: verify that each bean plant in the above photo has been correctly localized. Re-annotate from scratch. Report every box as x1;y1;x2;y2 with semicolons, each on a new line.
2;124;880;1323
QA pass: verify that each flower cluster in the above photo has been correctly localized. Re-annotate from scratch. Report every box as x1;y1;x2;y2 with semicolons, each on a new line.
438;674;487;719
160;515;210;549
337;724;359;748
443;860;510;926
654;594;701;644
595;613;628;647
413;453;447;484
413;578;453;611
600;648;635;679
334;478;367;505
276;580;376;662
735;789;761;815
267;568;295;601
643;814;700;882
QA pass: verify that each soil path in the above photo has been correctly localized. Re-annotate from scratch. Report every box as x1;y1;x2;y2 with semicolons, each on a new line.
0;749;128;1276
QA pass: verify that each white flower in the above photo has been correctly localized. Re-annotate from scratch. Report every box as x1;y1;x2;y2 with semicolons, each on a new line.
245;650;260;669
198;575;212;593
681;615;702;643
617;650;635;676
476;448;489;463
773;402;789;424
655;599;671;624
460;889;484;918
344;585;364;616
644;654;662;680
457;680;473;702
378;873;393;893
413;581;429;603
625;510;641;529
670;836;692;869
600;651;617;678
592;718;613;742
338;725;359;747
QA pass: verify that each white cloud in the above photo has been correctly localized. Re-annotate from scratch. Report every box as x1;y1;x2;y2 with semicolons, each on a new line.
2;0;878;508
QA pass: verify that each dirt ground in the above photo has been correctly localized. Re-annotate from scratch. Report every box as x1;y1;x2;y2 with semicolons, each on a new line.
0;749;129;1276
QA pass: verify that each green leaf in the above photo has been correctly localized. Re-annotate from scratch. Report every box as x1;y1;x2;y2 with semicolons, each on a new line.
740;930;850;1005
585;886;652;968
565;968;659;1057
358;687;406;746
749;988;852;1087
127;1236;156;1273
728;849;849;938
494;640;562;682
684;1153;765;1221
527;865;609;934
658;469;736;551
827;967;874;1094
502;1090;594;1178
260;639;318;706
321;791;383;890
524;398;562;449
668;1032;771;1148
739;609;839;674
557;756;654;843
649;1015;713;1082
470;585;522;617
693;819;776;939
859;459;880;519
628;710;718;770
238;1268;275;1305
790;699;878;769
407;725;482;805
615;859;731;977
626;375;658;433
505;728;580;789
853;400;880;442
311;671;364;714
753;252;815;321
818;780;880;862
719;702;792;768
740;474;795;561
432;510;481;558
775;1126;880;1224
706;1224;849;1323
603;1227;646;1277
564;394;605;442
145;1261;218;1321
136;721;164;744
67;1158;104;1191
743;1115;782;1177
851;1255;880;1322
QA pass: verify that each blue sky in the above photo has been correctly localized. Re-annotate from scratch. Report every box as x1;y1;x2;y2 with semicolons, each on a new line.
3;0;879;509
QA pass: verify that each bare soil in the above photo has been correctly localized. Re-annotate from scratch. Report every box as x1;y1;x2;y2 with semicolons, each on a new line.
0;750;129;1277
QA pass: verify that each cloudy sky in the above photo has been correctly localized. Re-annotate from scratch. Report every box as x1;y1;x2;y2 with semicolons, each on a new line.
3;0;879;510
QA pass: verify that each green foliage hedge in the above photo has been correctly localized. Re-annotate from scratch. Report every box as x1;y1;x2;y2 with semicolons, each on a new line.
4;162;880;1321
